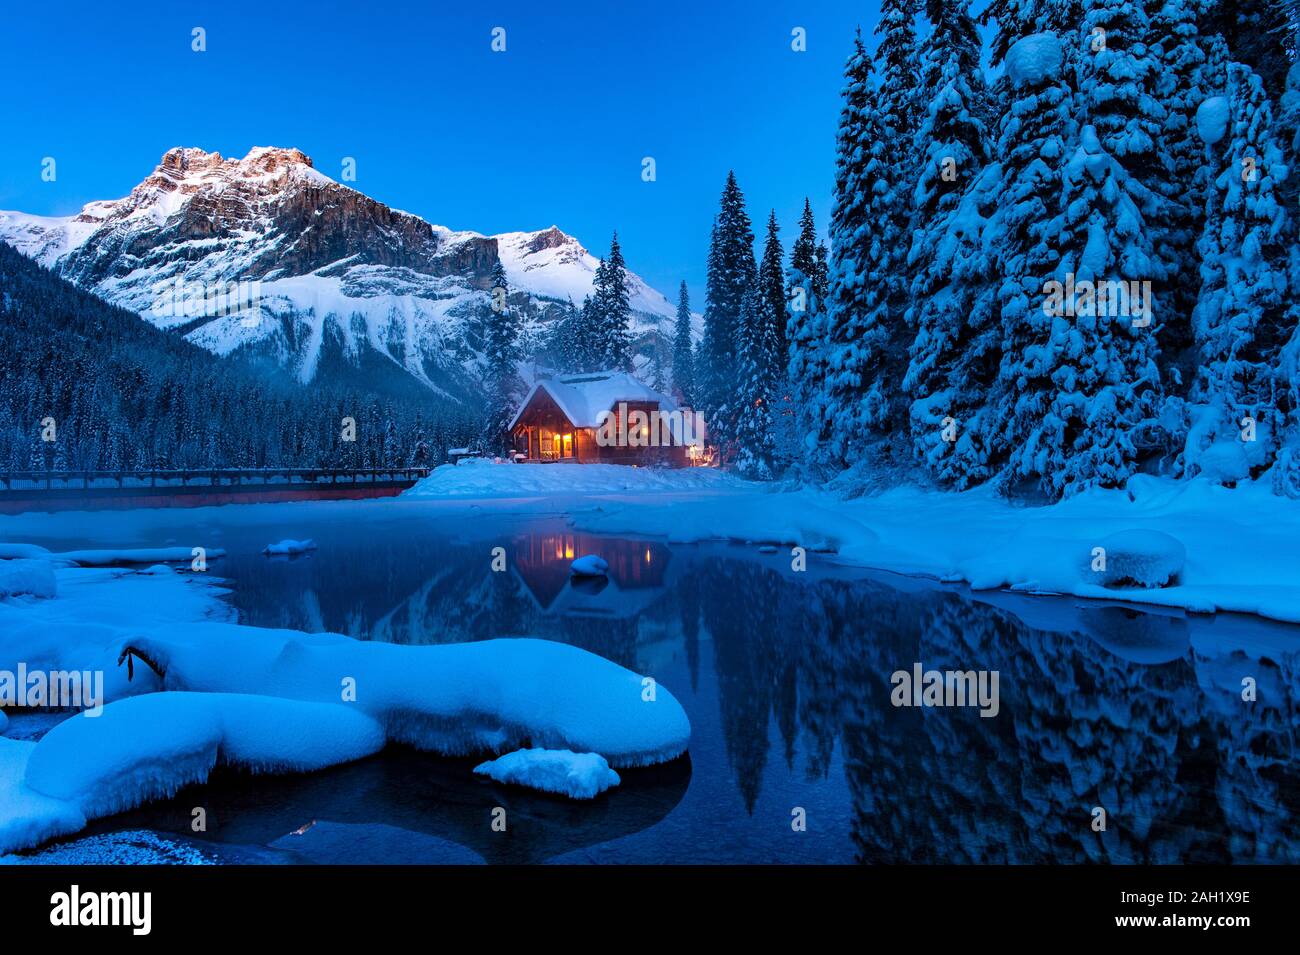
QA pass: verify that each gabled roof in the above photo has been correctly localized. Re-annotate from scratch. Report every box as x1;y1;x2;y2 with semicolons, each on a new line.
508;371;676;431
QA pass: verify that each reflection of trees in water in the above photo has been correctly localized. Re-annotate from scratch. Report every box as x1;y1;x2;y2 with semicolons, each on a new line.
693;560;1300;864
234;533;1299;862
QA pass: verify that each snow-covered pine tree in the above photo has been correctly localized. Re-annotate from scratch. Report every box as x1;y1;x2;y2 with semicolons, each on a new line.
1018;14;1167;499
1201;0;1293;99
573;293;602;373
851;1;924;454
785;199;828;471
903;0;996;483
820;31;894;466
974;31;1077;489
1076;0;1170;290
593;233;633;370
481;259;523;454
649;336;668;393
1189;63;1296;485
759;211;789;375
671;280;696;406
701;174;758;453
874;0;922;141
1147;0;1216;374
733;285;778;478
981;0;1079;65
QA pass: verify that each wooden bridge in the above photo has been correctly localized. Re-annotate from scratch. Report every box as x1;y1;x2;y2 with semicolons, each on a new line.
0;467;432;513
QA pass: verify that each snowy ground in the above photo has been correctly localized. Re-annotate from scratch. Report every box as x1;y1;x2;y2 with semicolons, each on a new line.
408;463;1300;624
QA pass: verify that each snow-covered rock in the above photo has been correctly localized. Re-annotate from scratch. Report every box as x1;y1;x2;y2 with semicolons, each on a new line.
0;692;384;854
1005;32;1062;88
1083;530;1186;589
25;692;386;819
263;539;317;556
0;560;57;599
570;555;609;577
119;626;690;768
0;709;8;736
474;748;621;799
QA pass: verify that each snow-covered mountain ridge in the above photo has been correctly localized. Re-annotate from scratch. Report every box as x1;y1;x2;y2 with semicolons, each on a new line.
0;146;678;399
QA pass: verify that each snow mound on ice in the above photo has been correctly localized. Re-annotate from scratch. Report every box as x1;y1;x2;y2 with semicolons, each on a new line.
474;748;620;799
24;692;385;820
405;460;748;498
51;547;225;567
121;626;690;767
263;539;317;556
1083;530;1186;589
1005;32;1062;88
570;555;609;577
0;543;52;560
0;738;87;853
0;560;57;599
1196;96;1230;145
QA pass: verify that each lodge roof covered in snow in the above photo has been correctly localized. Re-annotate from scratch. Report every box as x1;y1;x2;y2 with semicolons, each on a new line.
508;372;677;431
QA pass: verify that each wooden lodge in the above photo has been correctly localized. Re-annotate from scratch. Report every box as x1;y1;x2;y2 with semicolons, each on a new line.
508;371;701;466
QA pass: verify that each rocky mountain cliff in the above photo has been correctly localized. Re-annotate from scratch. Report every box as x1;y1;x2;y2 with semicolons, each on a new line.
0;146;680;402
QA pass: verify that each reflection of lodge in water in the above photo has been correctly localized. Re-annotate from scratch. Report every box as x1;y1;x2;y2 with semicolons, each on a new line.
511;533;672;618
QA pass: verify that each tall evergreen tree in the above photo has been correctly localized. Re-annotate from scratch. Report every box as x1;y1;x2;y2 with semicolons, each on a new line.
904;0;995;480
1148;0;1218;374
973;31;1078;488
1189;63;1295;483
481;259;522;453
671;280;696;405
733;286;778;478
786;200;830;461
758;210;789;374
821;31;893;464
701;173;758;451
592;233;633;370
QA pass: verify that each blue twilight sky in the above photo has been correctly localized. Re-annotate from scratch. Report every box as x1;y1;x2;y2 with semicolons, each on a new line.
0;0;885;304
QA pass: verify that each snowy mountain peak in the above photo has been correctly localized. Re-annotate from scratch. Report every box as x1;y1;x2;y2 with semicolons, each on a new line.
0;147;678;399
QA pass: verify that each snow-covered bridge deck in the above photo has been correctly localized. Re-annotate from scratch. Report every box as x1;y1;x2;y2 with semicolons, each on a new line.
0;468;431;513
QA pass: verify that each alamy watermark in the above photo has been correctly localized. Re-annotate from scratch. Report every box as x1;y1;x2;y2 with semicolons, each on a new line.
595;402;706;449
152;276;263;326
0;663;104;716
890;662;999;718
1042;272;1152;328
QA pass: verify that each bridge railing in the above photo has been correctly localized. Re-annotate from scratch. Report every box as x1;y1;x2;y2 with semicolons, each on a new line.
0;467;433;491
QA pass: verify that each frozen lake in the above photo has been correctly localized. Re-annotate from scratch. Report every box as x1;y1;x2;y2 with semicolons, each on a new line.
6;497;1300;864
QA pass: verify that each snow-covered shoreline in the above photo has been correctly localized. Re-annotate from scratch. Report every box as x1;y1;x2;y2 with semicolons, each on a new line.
409;463;1300;625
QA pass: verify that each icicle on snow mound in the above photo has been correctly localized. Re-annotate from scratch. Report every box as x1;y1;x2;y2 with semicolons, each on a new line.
118;625;691;767
570;555;609;577
474;748;621;799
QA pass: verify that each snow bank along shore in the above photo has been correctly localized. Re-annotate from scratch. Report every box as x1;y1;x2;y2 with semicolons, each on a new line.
407;463;1300;624
0;542;690;855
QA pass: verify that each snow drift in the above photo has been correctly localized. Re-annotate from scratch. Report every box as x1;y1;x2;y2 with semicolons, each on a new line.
474;748;621;799
118;625;690;768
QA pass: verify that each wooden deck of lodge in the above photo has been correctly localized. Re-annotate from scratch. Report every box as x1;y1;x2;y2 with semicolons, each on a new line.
0;468;432;513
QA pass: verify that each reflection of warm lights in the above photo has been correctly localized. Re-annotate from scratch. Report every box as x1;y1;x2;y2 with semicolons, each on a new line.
644;547;651;563
565;543;575;559
553;538;563;559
